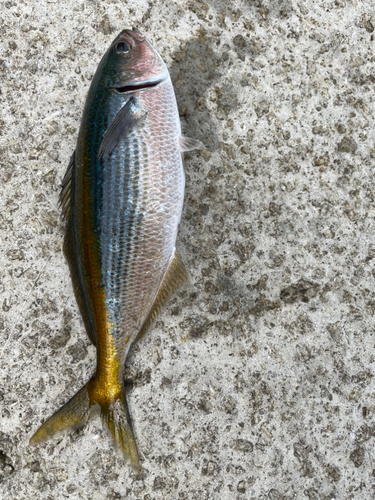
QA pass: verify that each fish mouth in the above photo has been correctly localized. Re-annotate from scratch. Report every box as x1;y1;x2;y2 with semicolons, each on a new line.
112;77;166;94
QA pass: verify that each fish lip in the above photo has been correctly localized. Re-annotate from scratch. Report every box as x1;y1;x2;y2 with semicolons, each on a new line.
111;75;167;94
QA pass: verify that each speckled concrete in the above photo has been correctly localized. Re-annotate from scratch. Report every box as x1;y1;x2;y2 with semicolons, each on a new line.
1;1;375;499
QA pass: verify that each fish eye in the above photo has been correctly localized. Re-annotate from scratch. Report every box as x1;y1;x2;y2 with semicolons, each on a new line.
115;42;131;54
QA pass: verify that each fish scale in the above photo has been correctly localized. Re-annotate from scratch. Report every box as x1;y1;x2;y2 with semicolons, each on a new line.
30;28;203;468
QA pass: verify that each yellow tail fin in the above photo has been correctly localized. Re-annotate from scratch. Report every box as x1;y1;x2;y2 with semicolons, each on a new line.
29;379;139;469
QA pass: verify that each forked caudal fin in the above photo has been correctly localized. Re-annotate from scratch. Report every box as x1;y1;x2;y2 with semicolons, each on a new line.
29;378;140;469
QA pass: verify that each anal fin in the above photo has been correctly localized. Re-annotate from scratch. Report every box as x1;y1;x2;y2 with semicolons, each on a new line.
135;250;189;343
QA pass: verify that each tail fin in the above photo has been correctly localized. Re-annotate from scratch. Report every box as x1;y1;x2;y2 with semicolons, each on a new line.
29;379;140;469
99;390;139;467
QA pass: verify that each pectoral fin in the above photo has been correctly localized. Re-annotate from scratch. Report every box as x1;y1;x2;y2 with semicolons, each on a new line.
179;136;205;152
98;96;147;159
135;250;189;343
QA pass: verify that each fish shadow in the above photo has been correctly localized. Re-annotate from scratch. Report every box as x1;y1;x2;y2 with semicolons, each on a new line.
168;32;222;151
202;0;295;21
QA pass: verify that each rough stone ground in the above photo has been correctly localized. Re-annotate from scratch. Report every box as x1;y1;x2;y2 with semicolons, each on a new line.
1;0;375;498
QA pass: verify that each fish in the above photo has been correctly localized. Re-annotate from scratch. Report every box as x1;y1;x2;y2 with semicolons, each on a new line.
29;28;203;468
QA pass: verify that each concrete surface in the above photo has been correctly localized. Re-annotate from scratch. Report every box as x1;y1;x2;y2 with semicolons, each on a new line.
1;0;375;499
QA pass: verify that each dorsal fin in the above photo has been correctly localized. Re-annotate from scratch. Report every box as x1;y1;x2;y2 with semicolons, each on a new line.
134;250;189;343
63;219;96;346
60;152;97;346
59;152;75;221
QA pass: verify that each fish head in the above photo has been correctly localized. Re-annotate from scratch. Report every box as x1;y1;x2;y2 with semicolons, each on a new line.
103;28;169;90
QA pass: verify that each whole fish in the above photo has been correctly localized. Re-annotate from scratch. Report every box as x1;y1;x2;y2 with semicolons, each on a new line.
30;28;203;467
